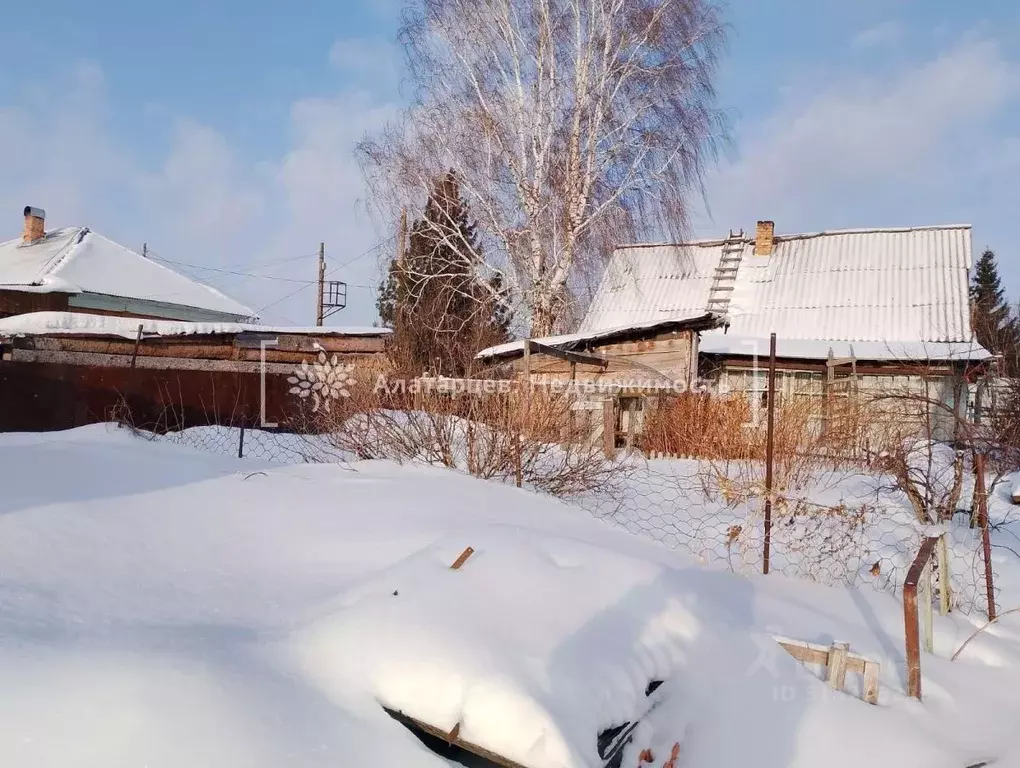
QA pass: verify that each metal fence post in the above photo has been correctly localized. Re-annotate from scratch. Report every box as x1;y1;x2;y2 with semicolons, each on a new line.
904;535;939;700
763;332;777;575
974;453;997;621
238;425;245;459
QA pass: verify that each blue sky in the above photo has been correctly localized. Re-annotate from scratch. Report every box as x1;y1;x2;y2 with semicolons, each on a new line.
1;0;1018;325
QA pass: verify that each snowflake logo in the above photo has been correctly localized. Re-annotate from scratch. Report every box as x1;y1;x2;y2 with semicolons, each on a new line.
288;351;356;412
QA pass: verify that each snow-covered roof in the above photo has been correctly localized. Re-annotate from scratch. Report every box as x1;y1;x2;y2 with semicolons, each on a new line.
698;336;992;363
476;313;722;360
0;311;391;340
582;225;989;361
0;226;255;319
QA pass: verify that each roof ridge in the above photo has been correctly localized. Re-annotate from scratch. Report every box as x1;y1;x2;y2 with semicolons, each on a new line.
40;227;89;281
615;223;972;251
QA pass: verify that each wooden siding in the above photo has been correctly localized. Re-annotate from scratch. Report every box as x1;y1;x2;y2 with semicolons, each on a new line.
0;331;389;432
9;331;387;363
0;288;245;323
0;289;70;318
512;330;696;389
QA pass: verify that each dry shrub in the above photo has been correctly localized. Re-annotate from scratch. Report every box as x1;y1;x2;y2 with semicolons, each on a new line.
642;393;877;564
106;395;136;432
305;380;622;498
642;393;750;460
644;393;870;469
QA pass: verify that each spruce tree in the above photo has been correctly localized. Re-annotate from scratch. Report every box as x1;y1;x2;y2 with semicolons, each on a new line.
376;259;398;328
377;171;511;375
970;248;1019;372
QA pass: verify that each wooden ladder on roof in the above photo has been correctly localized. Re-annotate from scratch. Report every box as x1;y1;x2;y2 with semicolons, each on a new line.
705;230;745;315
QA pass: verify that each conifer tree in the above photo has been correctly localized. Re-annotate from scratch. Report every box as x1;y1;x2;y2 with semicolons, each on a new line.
377;171;511;375
970;248;1018;373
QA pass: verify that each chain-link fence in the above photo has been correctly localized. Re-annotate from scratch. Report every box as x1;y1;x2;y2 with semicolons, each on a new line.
573;457;998;616
150;424;345;464
141;409;1001;617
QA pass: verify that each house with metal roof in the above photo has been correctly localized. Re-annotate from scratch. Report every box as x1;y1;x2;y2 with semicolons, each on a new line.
580;221;991;442
0;207;255;323
584;221;985;362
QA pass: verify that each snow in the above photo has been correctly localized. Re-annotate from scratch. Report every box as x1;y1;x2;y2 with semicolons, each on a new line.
3;425;1020;767
0;311;391;340
698;334;992;362
477;329;988;365
1013;472;1020;504
0;227;255;319
476;313;719;360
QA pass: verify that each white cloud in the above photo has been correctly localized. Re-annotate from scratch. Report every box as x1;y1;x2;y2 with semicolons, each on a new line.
329;38;401;89
139;119;265;259
0;56;401;326
852;21;903;48
0;62;131;229
701;36;1020;233
259;92;398;322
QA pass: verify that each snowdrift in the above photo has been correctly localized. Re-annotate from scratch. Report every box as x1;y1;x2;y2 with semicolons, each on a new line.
1;424;1020;767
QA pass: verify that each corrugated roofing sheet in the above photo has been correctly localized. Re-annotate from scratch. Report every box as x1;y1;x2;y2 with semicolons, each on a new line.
581;225;983;359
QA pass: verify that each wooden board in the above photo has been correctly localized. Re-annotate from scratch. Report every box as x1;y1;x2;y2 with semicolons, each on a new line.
776;637;880;704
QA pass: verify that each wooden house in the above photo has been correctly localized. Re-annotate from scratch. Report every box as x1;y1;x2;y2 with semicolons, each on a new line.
0;206;255;322
577;221;992;442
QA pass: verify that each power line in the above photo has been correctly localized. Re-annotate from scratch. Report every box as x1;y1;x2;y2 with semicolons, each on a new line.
254;233;396;315
147;254;318;284
218;252;319;270
326;232;396;278
141;236;395;318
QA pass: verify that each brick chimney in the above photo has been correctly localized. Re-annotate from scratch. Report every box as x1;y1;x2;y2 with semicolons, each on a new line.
22;206;46;243
754;220;775;256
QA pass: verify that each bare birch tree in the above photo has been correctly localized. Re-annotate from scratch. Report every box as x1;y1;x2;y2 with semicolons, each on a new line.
360;0;727;336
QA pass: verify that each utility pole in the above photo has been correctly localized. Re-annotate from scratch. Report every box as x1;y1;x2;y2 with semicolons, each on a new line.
315;241;325;326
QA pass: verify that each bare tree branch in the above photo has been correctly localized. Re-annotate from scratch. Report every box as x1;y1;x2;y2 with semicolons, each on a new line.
360;0;728;335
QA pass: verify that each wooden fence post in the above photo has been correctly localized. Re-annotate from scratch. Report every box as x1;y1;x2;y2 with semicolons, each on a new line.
130;323;144;368
826;642;849;691
920;557;934;653
602;399;615;459
937;534;951;616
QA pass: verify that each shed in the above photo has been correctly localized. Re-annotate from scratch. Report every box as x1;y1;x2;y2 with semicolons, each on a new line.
476;312;725;450
0;312;389;432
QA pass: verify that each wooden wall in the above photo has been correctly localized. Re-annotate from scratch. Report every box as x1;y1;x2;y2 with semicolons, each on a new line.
0;290;70;318
514;331;696;388
0;332;389;433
